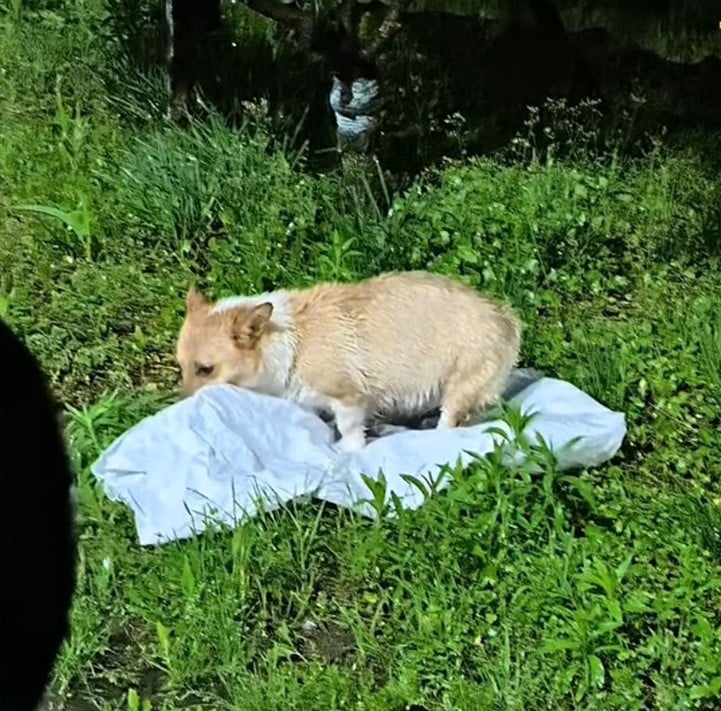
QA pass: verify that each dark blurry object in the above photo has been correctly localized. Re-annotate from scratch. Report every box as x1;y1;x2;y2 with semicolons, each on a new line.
0;319;76;711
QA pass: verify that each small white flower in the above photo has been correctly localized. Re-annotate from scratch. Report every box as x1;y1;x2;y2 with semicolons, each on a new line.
302;620;319;633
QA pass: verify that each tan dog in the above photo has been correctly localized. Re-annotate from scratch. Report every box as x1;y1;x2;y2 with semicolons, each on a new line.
176;271;521;451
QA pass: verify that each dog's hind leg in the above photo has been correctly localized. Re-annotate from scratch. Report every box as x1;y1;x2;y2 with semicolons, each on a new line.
438;362;511;429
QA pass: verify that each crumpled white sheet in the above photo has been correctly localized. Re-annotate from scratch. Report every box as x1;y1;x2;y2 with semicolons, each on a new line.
91;373;627;546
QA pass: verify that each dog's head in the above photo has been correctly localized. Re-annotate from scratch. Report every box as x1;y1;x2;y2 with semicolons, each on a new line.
176;288;274;397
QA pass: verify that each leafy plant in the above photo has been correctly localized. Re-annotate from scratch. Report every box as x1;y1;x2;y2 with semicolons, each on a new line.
15;199;95;260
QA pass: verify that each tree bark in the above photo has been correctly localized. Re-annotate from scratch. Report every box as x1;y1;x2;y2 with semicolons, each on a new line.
166;0;223;122
313;0;414;154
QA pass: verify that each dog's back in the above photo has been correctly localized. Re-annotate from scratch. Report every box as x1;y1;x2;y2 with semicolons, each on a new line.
291;271;521;421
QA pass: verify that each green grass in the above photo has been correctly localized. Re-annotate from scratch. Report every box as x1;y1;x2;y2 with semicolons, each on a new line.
2;2;721;710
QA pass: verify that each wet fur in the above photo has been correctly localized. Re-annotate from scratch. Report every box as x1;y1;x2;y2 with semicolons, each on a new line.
176;271;522;451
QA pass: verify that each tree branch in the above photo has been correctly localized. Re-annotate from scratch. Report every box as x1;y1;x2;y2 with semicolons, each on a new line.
365;0;414;59
241;0;412;67
242;0;314;34
338;0;355;30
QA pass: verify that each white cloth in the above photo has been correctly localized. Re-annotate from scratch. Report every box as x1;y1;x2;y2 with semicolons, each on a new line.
91;375;626;546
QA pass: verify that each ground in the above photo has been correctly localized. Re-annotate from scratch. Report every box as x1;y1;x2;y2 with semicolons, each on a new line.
1;3;721;710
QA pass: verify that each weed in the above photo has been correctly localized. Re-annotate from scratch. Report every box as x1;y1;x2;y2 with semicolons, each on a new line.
16;200;95;261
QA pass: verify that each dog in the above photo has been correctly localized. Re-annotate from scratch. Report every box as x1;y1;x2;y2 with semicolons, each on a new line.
176;271;521;451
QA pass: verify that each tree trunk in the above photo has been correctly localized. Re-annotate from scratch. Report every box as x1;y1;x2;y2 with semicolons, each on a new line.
309;8;386;155
166;0;223;122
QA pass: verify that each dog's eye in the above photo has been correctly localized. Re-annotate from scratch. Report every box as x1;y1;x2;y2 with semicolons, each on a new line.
195;364;214;377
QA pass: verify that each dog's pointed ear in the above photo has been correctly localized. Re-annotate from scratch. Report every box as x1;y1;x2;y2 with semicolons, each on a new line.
231;302;273;347
186;287;208;313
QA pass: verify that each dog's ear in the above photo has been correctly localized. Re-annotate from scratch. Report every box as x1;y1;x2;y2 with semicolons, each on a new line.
186;287;208;313
231;302;273;347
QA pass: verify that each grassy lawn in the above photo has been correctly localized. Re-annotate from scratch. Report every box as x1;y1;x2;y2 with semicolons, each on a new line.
2;3;721;710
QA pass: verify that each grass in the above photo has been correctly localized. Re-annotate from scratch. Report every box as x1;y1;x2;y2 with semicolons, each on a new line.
2;2;721;709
